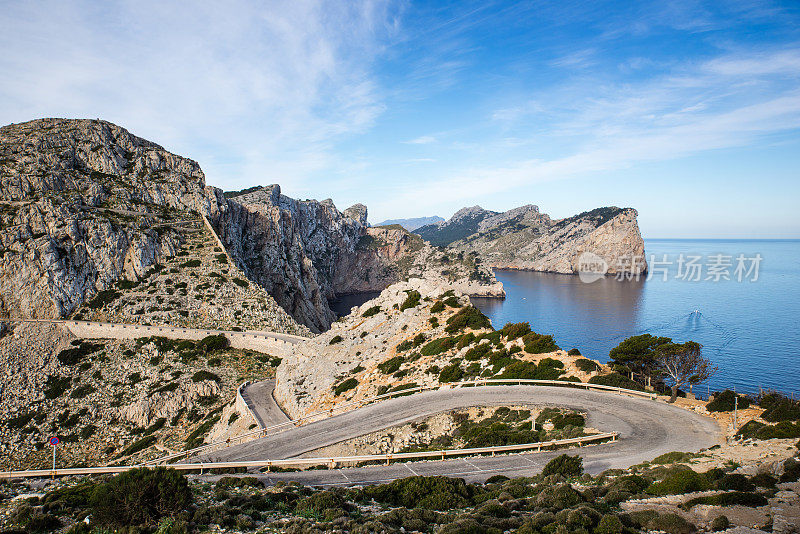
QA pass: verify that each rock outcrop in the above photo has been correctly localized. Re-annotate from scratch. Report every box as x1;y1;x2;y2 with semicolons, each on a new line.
415;205;647;276
1;118;504;332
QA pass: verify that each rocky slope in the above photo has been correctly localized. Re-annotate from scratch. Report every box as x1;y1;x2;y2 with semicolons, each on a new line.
0;119;502;333
0;321;278;470
415;204;648;276
275;278;601;419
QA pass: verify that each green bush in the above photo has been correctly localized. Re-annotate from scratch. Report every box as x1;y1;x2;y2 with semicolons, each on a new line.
647;469;710;495
750;473;777;488
192;370;220;382
645;512;697;534
762;398;800;422
684;491;768;508
445;306;491;333
522;332;559;353
421;336;458;356
781;458;800;482
397;333;426;352
430;301;445;313
588;372;645;392
90;467;191;528
400;290;421;311
378;357;404;374
737;419;800;440
711;515;730;531
180;259;201;268
70;384;96;399
551;412;585;429
86;289;121;309
574;358;600;372
501;322;532;340
57;341;102;365
464;342;493;361
362;305;381;317
329;335;343;345
499;358;565;380
596;513;624;534
198;334;228;352
716;473;754;492
361;476;478;510
707;390;751;412
567;348;582;356
334;378;358;396
232;277;249;287
542;454;583;477
119;434;158;456
438;363;464;383
44;375;71;399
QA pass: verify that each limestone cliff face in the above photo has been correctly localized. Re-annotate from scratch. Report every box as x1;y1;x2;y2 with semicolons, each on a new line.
417;205;647;276
208;186;365;332
332;225;504;298
0;118;205;319
0;118;503;332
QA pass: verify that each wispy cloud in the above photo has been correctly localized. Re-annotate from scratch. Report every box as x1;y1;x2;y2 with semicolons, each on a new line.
403;135;437;144
0;0;397;191
379;46;800;213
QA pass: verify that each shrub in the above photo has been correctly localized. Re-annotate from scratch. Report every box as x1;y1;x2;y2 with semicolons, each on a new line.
594;514;624;534
551;412;585;429
397;333;426;352
651;451;696;464
501;322;532;340
378;357;404;374
567;348;582;356
329;335;343;345
647;469;710;495
421;336;458;356
400;290;421;311
499;358;565;380
574;358;600;372
44;375;71;399
198;334;228;353
362;305;381;317
707;390;751;412
750;473;777;488
684;491;768;508
762;398;800;422
361;476;477;510
588;372;645;392
119;435;158;457
57;341;102;365
443;296;460;307
6;412;36;429
711;515;730;531
91;467;191;528
232;277;249;287
542;454;583;477
192;370;220;382
430;301;445;313
180;259;201;268
70;385;96;399
464;343;493;361
86;289;121;309
445;306;491;333
781;458;800;482
522;332;559;353
716;473;754;492
334;378;358;396
737;419;800;440
645;512;697;534
438;364;464;383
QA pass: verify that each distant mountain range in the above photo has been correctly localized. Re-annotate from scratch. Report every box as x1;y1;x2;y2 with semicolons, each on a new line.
374;216;444;231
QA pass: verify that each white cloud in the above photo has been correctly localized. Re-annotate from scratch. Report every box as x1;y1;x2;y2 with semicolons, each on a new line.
0;0;396;190
403;135;437;144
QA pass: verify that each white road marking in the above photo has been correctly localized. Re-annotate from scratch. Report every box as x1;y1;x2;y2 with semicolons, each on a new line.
461;458;482;471
404;463;419;476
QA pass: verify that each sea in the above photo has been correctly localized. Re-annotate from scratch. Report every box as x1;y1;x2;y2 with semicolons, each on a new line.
330;239;800;398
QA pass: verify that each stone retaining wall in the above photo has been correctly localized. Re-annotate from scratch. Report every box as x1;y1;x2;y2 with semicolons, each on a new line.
63;320;299;358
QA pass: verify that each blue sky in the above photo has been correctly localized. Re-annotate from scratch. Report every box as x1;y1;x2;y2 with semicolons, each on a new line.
1;1;799;238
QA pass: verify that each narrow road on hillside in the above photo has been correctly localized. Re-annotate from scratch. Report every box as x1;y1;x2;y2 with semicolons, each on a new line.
198;385;719;484
241;379;289;428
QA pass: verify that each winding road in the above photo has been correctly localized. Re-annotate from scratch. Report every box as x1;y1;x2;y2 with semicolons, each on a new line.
199;384;720;486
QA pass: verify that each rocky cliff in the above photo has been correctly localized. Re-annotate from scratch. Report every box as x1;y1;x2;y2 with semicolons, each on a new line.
374;215;444;231
0;118;503;334
416;204;647;276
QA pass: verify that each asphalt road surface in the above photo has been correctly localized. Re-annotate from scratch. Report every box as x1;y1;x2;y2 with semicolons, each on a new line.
198;385;719;486
241;379;290;428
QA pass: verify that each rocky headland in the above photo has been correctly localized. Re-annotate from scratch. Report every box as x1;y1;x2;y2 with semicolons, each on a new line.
415;204;648;276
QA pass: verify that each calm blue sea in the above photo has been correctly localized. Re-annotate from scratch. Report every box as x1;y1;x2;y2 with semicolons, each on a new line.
471;239;800;398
